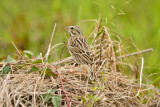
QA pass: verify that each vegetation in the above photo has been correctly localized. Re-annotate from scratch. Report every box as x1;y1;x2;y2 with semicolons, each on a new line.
0;23;159;106
0;0;159;86
0;0;160;106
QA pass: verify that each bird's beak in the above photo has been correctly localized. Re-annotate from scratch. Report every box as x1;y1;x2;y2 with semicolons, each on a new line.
65;27;69;30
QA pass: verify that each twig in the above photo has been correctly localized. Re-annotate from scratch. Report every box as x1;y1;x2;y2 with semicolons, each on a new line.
0;48;152;68
45;24;57;62
11;41;24;59
136;57;144;97
0;61;6;70
97;58;107;73
51;48;153;66
55;67;70;107
103;26;117;71
118;48;153;59
50;43;64;51
52;57;73;65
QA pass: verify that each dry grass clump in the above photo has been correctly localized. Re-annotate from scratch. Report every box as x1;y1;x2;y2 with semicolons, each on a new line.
0;20;159;107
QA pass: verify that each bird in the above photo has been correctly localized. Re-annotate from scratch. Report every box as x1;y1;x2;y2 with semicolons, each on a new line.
65;25;96;80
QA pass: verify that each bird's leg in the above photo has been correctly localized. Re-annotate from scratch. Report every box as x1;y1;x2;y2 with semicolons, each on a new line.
85;65;92;78
90;72;97;81
86;64;97;81
82;66;87;75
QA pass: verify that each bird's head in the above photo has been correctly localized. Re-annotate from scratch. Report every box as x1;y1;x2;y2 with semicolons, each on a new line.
65;25;83;36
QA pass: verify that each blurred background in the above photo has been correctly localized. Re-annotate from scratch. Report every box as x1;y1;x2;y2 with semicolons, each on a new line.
0;0;159;87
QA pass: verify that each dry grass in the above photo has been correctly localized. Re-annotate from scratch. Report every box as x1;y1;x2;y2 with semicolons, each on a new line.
0;20;160;107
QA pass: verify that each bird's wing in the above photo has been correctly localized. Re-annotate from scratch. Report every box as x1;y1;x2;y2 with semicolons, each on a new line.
68;36;93;64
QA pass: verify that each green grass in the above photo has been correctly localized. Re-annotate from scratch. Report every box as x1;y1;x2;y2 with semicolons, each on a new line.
0;0;160;87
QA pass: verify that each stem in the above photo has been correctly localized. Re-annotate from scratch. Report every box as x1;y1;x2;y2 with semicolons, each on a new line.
56;68;70;107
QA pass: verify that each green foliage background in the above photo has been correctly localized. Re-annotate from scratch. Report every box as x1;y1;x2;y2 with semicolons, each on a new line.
0;0;159;87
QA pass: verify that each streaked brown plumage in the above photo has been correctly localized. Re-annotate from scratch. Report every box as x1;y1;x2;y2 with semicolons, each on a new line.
65;25;96;80
68;35;93;65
